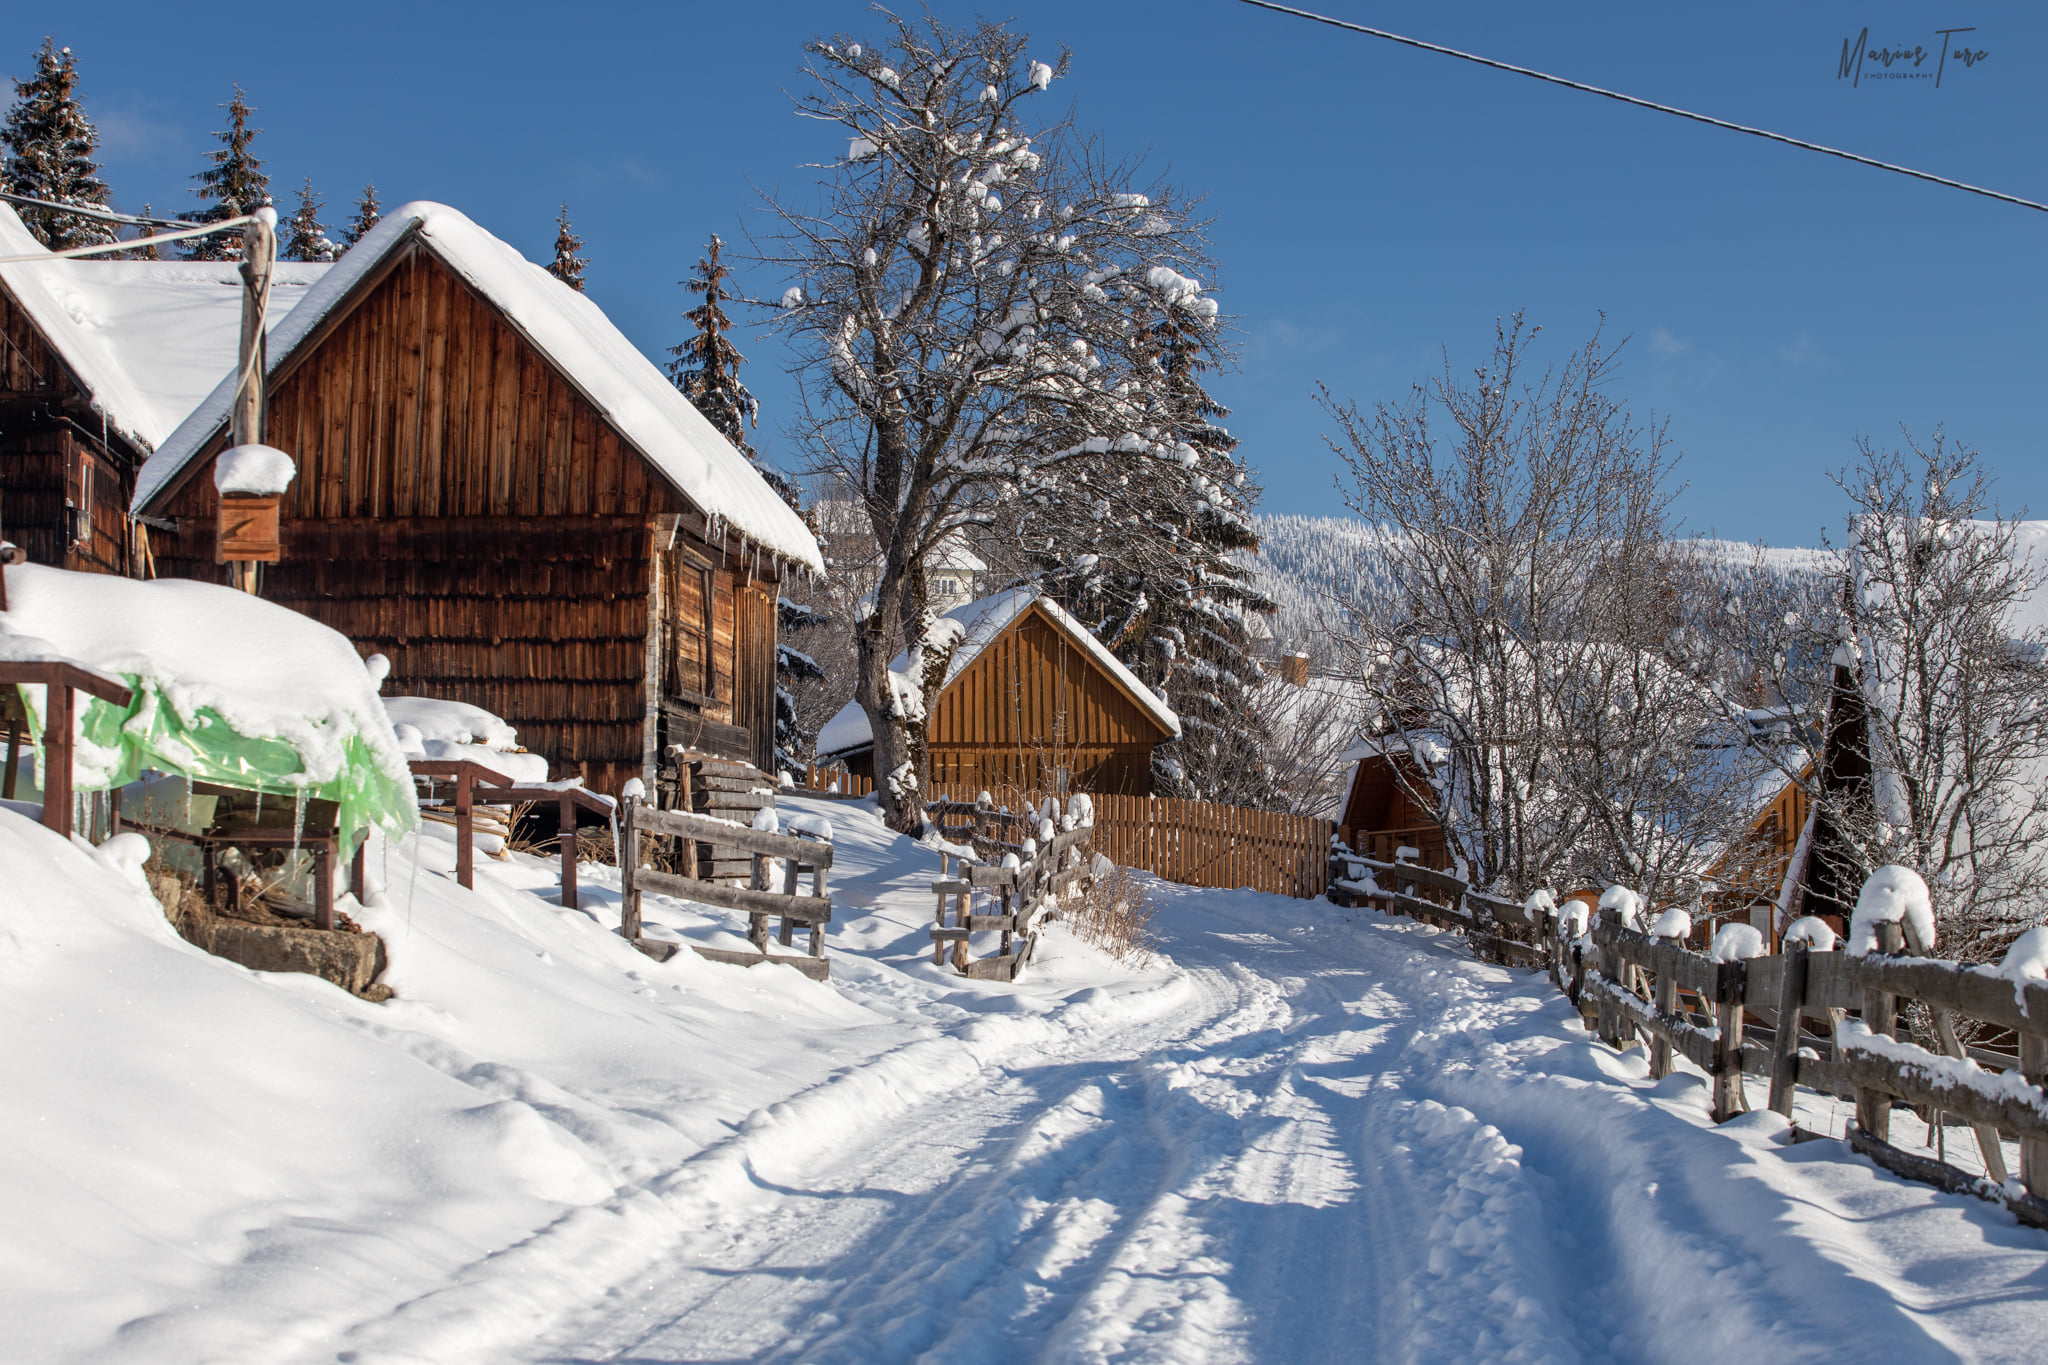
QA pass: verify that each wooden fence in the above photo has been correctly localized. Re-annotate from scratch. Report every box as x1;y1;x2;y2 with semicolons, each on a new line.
929;784;1331;900
619;799;836;981
795;763;872;798
926;799;1096;982
1339;850;2048;1229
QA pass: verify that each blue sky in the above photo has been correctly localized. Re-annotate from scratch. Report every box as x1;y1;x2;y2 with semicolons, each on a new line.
13;2;2045;547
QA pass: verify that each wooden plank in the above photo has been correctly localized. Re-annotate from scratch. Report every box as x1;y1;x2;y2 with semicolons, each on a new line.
1768;940;1809;1118
689;944;830;982
1857;921;1904;1142
1713;960;1749;1121
1846;1125;2048;1231
963;953;1022;981
2024;1031;2048;1200
1800;950;2048;1036
631;805;834;864
1587;974;1719;1072
629;935;679;962
1803;1046;2048;1143
634;867;832;922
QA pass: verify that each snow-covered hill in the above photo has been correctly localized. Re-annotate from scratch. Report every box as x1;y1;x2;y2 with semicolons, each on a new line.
1242;513;1839;659
4;797;2040;1361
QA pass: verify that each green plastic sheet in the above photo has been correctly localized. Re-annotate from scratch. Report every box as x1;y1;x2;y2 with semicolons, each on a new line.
16;676;418;854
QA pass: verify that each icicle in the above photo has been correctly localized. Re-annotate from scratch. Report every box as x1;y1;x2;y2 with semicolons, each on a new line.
291;785;308;858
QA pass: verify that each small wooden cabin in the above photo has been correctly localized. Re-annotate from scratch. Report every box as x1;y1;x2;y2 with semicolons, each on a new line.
1334;747;1451;870
131;202;820;794
0;204;324;576
816;588;1180;798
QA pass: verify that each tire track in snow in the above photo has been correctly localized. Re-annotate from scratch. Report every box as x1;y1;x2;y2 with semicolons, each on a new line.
500;887;2043;1363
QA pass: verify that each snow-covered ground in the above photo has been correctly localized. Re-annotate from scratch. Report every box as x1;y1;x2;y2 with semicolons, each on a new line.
4;796;2043;1363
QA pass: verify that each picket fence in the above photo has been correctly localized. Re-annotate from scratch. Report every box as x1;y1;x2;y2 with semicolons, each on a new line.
926;784;1332;900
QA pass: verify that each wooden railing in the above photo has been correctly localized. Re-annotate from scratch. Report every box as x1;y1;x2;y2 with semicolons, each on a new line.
927;797;1095;981
409;759;614;910
1339;844;2048;1230
620;798;835;981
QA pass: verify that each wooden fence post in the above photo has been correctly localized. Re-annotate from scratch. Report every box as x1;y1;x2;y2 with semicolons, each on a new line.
678;762;698;878
1650;931;1680;1081
620;797;641;941
1768;939;1808;1119
2023;1030;2048;1200
1594;908;1620;1048
42;680;73;836
454;767;475;890
1854;919;1904;1142
558;793;579;910
1713;958;1749;1121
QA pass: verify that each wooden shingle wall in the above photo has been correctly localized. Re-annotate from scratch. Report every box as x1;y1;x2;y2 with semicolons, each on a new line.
0;285;136;575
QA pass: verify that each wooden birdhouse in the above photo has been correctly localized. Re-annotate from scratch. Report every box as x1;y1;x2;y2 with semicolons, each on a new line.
216;493;282;563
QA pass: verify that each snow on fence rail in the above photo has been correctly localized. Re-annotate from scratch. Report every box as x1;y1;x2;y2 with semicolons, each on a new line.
929;785;1331;900
926;796;1096;981
619;798;835;981
1339;847;2048;1229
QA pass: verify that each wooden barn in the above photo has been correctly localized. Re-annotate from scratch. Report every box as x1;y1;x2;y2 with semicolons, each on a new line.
816;588;1180;799
130;202;821;794
0;203;324;576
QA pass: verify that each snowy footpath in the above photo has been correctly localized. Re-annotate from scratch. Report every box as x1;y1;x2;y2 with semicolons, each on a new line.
4;796;2045;1363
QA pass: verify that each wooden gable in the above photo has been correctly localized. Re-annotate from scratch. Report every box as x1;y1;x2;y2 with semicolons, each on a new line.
926;602;1174;798
144;241;785;791
155;243;683;528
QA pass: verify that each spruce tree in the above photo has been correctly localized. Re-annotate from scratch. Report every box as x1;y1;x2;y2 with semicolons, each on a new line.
187;84;269;261
1;38;115;251
668;234;759;457
340;182;381;247
281;176;333;261
1031;298;1277;805
546;203;585;291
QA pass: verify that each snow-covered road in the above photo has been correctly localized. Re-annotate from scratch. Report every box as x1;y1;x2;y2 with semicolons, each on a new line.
523;877;2048;1365
6;797;2044;1363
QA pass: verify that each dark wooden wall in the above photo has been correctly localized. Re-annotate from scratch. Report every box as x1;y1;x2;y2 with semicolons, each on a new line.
0;284;136;575
150;244;783;792
925;606;1168;798
1340;755;1450;869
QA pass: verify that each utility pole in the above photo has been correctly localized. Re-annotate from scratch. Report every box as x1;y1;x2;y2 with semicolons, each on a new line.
226;206;277;595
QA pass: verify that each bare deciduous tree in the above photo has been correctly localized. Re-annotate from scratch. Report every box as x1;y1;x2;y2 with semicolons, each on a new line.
762;10;1223;830
1739;432;2048;958
1323;315;1759;899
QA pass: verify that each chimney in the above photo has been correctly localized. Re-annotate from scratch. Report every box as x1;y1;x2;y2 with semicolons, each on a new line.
1280;651;1310;688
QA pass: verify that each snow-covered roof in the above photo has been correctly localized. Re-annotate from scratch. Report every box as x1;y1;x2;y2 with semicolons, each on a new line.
0;203;327;454
132;201;822;572
931;532;986;574
816;587;1180;756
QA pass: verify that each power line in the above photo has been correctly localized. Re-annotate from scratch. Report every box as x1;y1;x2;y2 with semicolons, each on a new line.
0;214;261;264
0;189;190;229
1233;0;2048;215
